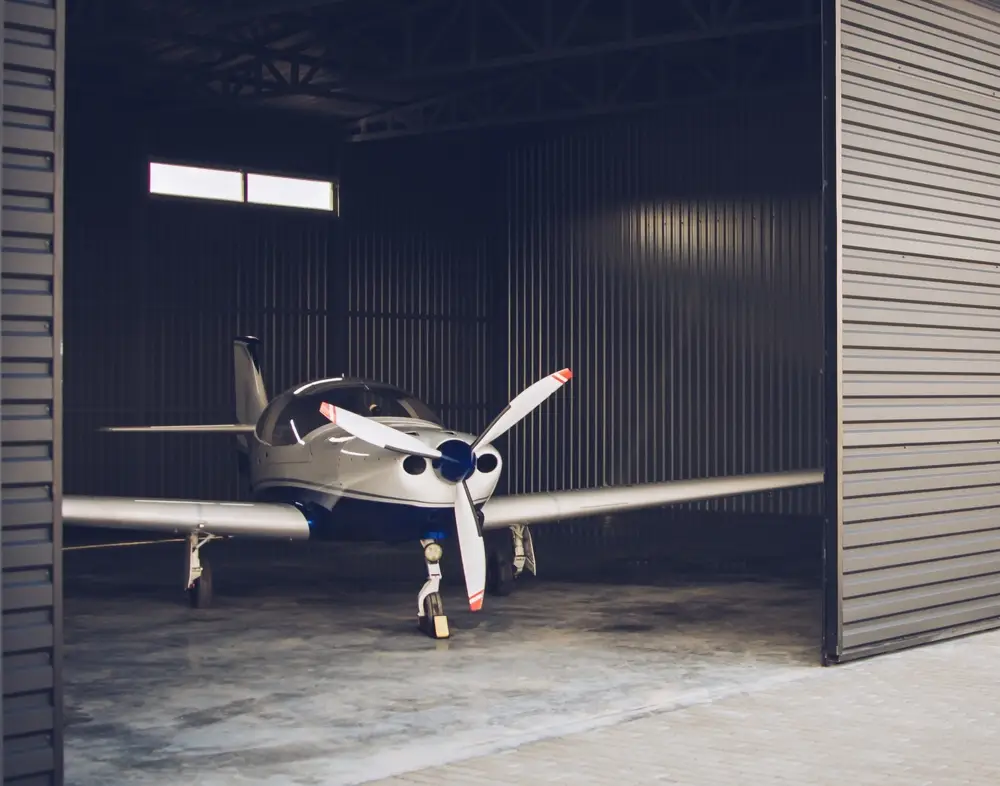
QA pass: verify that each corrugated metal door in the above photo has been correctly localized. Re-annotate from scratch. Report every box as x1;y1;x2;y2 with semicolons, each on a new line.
2;0;65;782
833;0;1000;661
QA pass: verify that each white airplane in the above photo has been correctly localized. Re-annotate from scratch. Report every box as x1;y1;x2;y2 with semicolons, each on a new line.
63;337;824;638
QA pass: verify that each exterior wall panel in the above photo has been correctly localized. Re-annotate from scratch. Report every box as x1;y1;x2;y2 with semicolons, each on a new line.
837;0;1000;660
1;0;64;783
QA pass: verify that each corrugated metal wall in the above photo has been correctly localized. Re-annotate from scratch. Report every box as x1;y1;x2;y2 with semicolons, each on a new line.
837;0;1000;660
1;0;65;782
338;137;500;439
504;93;825;515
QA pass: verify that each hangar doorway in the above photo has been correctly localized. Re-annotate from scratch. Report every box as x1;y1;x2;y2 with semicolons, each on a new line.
4;0;928;783
55;0;829;775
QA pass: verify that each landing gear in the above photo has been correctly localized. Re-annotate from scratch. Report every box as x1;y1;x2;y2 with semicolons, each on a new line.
186;532;217;609
487;548;515;596
510;523;536;579
417;539;449;639
486;523;536;596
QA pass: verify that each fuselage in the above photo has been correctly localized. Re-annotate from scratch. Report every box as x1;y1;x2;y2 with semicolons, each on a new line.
239;378;503;543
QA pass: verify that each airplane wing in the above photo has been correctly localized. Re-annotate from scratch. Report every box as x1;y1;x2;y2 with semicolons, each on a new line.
62;496;311;539
101;424;256;433
480;470;823;531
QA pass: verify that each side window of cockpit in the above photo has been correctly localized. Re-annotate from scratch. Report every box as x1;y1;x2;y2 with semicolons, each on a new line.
358;390;409;418
270;389;365;445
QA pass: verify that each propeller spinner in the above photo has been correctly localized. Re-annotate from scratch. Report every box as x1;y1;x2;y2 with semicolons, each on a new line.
319;368;573;613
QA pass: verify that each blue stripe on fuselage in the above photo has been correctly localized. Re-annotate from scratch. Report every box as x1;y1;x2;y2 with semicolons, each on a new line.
253;485;462;543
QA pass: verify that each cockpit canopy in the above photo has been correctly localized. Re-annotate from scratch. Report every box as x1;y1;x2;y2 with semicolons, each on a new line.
256;379;441;447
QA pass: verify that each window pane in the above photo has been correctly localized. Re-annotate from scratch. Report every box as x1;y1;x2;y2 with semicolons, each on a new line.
246;172;335;211
149;162;244;202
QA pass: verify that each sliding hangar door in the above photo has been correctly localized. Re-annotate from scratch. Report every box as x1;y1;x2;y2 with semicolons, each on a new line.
829;0;1000;662
1;0;65;783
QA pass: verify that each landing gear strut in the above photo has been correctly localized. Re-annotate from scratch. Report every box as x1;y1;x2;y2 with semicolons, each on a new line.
186;531;217;609
417;539;449;639
486;523;536;596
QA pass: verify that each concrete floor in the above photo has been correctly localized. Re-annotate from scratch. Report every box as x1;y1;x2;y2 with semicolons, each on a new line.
63;538;821;786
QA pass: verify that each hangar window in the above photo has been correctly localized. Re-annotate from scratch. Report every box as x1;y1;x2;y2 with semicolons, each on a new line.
247;173;335;212
149;162;244;203
148;161;338;213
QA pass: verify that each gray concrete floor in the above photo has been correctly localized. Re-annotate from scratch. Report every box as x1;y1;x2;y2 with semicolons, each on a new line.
63;539;821;786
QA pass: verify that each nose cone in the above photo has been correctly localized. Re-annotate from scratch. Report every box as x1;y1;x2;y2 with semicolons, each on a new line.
436;438;476;482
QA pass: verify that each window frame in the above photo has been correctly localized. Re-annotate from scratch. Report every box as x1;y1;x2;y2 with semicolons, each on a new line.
147;159;340;215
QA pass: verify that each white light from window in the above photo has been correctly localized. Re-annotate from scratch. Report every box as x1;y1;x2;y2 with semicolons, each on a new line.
149;162;244;202
246;172;335;212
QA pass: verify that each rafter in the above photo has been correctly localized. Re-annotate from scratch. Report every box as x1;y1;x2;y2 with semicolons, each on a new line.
70;0;820;132
347;26;819;141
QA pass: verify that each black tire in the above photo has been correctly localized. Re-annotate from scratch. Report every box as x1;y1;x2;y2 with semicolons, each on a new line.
418;592;447;637
188;561;213;609
423;592;444;619
487;550;515;596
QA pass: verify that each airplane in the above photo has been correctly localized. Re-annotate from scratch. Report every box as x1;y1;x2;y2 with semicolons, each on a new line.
62;336;824;639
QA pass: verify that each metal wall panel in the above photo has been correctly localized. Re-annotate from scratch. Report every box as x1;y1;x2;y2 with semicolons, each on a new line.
1;0;65;783
338;137;500;439
836;0;1000;661
503;93;825;518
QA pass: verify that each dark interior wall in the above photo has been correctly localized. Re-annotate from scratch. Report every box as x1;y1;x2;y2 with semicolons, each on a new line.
502;91;824;513
495;90;825;576
337;136;504;438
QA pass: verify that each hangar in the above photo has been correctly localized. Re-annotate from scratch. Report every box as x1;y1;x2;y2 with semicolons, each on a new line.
2;0;999;783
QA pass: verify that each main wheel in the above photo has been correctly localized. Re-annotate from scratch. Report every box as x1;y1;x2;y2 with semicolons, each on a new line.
487;550;515;596
187;561;213;609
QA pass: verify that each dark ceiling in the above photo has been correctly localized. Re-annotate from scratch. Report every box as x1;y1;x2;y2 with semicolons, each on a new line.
68;0;821;141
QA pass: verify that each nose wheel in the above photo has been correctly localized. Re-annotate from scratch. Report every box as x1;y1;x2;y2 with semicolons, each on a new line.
417;539;449;639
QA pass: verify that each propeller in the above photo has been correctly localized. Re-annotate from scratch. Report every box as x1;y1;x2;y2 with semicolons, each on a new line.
319;368;573;612
318;402;442;461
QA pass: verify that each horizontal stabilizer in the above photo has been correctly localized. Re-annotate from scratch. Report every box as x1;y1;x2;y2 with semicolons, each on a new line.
481;470;824;530
101;424;256;434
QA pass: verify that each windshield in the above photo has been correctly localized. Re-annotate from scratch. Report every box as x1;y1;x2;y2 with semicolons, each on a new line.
260;383;441;446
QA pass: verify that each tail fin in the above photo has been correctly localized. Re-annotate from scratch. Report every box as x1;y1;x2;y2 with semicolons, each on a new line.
234;336;268;426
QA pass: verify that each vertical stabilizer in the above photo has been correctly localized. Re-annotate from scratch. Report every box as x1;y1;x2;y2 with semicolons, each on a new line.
234;337;268;428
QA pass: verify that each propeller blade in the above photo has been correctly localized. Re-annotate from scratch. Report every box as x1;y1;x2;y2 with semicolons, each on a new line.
472;368;572;451
454;480;487;612
318;403;442;460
